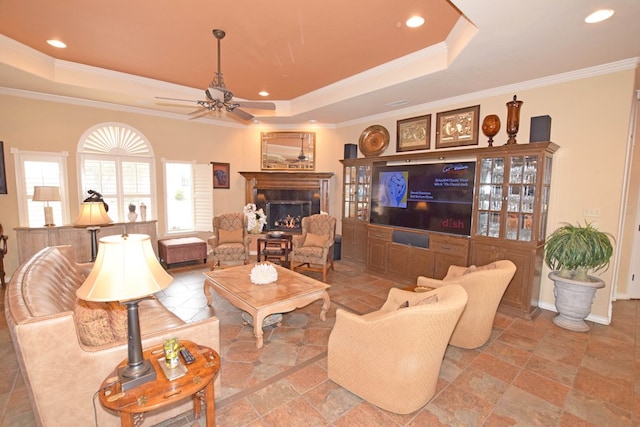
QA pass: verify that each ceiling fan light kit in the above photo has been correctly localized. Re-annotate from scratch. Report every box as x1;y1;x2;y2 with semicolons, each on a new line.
156;28;275;122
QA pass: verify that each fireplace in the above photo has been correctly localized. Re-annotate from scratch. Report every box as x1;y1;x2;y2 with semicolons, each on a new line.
266;201;312;231
239;171;334;234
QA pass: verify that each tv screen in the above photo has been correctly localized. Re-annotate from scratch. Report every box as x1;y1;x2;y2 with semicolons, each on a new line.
370;161;476;236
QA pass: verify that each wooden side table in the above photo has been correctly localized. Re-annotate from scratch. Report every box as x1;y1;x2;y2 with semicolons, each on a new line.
257;234;293;267
99;340;220;427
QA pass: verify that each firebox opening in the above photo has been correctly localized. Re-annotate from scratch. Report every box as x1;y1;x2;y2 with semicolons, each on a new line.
266;201;312;232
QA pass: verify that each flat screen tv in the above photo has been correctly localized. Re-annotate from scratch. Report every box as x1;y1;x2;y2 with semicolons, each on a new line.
370;161;476;236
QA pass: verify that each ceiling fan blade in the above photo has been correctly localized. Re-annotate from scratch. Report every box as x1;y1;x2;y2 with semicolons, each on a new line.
155;96;197;103
236;101;276;111
228;108;254;121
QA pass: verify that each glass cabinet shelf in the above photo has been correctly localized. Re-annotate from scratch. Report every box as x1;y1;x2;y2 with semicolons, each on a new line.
474;150;553;244
343;164;371;221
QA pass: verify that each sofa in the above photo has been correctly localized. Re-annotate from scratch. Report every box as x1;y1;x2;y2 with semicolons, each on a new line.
5;245;220;426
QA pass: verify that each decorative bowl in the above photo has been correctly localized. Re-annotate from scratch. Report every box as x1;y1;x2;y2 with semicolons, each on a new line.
250;263;278;285
358;124;390;157
268;231;284;238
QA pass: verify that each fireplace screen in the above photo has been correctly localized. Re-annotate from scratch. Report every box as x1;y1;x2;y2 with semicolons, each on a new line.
266;201;312;231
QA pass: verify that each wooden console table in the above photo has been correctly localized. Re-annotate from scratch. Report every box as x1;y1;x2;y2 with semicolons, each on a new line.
15;220;158;264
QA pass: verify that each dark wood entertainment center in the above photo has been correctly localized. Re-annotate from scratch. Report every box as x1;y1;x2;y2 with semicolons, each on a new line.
341;142;558;319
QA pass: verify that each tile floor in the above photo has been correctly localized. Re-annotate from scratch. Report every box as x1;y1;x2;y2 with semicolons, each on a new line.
0;260;639;426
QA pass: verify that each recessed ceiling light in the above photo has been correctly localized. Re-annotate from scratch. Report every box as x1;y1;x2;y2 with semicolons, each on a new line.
258;91;269;97
406;16;425;28
585;9;614;23
46;39;67;48
309;119;317;124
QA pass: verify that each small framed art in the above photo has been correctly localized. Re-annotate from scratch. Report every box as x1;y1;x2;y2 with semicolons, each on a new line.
212;162;230;189
435;105;480;149
396;115;431;152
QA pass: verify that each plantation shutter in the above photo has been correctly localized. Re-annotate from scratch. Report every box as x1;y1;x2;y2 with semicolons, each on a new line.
194;163;213;232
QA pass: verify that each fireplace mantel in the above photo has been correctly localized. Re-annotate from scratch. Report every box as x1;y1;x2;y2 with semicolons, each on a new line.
239;171;334;213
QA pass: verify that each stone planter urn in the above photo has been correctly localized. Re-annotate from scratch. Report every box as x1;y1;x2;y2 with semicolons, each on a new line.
549;271;605;332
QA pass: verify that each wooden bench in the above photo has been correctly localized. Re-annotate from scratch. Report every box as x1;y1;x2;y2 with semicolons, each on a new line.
158;237;207;269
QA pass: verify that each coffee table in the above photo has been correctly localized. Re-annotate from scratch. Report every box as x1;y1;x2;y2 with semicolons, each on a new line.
203;263;331;348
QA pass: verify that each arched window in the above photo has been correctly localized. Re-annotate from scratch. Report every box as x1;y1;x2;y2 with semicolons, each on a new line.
77;123;156;223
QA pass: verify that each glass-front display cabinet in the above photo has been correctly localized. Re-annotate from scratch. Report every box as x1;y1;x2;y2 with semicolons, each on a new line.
343;163;371;221
475;145;554;244
471;142;559;319
341;159;372;264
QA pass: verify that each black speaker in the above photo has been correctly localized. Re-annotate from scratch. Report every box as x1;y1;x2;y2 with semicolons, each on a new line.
530;115;552;142
392;230;429;249
344;143;357;159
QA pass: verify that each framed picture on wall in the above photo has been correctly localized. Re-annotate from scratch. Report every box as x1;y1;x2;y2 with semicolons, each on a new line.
0;141;7;194
212;162;230;189
396;114;431;152
435;105;480;149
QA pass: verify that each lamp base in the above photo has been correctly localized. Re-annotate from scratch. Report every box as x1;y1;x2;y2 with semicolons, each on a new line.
43;206;55;227
117;359;156;391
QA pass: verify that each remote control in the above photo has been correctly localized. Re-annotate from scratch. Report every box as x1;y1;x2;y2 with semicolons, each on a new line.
180;347;196;365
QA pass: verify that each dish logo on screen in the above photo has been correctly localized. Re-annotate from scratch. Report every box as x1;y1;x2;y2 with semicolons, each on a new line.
442;218;465;230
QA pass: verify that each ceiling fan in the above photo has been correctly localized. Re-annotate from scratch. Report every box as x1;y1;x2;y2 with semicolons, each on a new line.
285;134;309;163
297;134;307;161
156;29;276;121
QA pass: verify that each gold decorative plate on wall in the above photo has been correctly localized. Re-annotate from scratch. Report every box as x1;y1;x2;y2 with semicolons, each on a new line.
358;125;390;157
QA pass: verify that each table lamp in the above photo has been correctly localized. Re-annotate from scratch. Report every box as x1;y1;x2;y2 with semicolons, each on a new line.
76;234;173;390
74;202;113;262
32;186;60;226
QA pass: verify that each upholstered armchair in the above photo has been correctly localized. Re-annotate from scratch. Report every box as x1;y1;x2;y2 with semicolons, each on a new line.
416;260;517;349
208;212;251;270
290;214;336;281
328;285;468;414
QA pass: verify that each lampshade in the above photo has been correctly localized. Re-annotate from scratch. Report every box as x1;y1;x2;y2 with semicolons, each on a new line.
74;202;112;227
32;186;60;202
77;234;173;302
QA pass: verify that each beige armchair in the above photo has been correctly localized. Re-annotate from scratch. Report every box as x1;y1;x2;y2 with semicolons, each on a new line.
290;214;336;281
328;285;468;414
208;212;251;269
417;260;517;349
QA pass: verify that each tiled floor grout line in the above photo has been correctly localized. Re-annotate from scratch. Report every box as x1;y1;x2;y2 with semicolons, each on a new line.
215;350;327;410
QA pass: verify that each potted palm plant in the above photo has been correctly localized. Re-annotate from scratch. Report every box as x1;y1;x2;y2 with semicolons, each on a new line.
544;221;614;332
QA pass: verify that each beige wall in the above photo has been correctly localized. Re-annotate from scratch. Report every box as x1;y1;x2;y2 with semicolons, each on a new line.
1;66;638;323
0;95;344;276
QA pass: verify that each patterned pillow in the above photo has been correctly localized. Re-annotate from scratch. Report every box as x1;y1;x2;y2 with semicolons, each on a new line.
218;228;243;244
106;302;128;341
463;265;478;275
476;262;498;271
74;300;128;346
415;294;439;305
303;233;328;248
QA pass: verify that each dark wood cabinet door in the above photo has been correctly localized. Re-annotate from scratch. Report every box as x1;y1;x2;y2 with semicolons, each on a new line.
409;247;435;282
341;222;356;262
387;243;411;279
367;238;387;273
